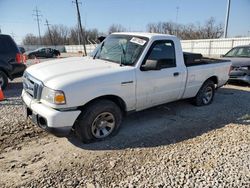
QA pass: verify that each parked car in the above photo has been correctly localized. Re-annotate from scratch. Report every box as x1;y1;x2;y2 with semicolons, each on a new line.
18;46;26;54
22;32;231;143
0;34;26;89
25;47;60;59
221;45;250;84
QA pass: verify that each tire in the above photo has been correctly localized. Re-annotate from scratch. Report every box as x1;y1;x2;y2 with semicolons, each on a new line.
0;71;8;90
74;100;123;143
52;53;57;58
192;80;215;106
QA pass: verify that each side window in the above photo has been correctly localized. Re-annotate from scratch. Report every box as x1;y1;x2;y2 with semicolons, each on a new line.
146;40;176;68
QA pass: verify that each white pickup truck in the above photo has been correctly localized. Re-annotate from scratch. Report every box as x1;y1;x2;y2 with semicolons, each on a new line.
22;32;231;143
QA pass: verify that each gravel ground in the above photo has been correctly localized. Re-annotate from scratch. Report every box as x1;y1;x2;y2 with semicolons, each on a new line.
0;60;249;187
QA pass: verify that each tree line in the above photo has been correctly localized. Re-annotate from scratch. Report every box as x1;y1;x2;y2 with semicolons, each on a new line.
22;17;223;45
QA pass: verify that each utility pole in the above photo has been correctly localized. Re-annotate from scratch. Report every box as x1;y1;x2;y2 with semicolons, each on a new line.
176;6;180;37
176;6;179;24
224;0;231;38
72;0;87;55
77;22;81;45
45;19;54;46
33;7;42;45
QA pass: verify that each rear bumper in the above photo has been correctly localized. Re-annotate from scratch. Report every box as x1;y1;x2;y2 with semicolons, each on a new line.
10;63;26;79
22;90;81;136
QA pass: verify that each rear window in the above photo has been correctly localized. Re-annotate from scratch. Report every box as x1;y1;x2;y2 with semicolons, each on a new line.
0;35;19;53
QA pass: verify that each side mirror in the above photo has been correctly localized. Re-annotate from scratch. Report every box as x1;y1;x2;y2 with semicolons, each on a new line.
141;60;162;71
220;54;225;58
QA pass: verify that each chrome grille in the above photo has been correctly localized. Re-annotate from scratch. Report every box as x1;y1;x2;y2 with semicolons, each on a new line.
23;72;43;100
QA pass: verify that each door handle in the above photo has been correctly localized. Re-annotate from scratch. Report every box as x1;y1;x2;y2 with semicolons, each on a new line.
173;72;179;77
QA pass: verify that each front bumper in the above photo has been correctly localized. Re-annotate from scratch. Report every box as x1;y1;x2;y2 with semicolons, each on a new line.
22;90;81;136
10;63;26;79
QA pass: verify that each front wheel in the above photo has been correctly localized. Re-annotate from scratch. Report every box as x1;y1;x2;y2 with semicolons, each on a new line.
74;100;122;143
0;71;8;90
192;80;215;106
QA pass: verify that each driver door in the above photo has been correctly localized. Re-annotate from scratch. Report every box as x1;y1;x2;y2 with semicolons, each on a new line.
136;40;185;110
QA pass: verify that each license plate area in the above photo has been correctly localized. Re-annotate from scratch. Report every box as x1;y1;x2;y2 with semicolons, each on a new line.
23;105;37;124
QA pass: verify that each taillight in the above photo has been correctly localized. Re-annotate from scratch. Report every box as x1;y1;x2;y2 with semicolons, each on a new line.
23;54;27;63
16;53;23;63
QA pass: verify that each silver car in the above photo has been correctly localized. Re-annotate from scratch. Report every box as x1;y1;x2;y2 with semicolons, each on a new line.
221;45;250;84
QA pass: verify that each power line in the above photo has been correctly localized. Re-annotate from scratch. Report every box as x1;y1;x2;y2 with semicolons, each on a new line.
45;19;54;46
72;0;87;55
33;6;42;45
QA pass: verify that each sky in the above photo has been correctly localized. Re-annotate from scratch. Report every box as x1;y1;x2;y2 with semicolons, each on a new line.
0;0;249;44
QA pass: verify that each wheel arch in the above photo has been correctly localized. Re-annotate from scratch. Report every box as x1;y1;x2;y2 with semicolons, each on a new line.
207;76;218;86
194;76;218;97
78;95;127;115
0;68;10;78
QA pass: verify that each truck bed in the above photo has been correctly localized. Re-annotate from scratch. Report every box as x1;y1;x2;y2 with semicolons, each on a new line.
183;52;230;67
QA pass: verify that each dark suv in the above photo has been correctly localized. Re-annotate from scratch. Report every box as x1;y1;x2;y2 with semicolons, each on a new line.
0;34;26;89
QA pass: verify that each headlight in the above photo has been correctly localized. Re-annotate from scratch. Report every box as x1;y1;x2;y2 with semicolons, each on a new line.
41;87;66;105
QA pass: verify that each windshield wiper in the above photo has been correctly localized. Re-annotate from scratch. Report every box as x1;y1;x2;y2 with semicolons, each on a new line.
93;42;105;59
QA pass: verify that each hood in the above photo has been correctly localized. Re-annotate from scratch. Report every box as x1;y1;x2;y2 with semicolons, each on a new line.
221;57;250;67
26;56;133;89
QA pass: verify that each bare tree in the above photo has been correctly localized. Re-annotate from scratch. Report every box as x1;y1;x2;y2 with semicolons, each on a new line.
22;33;39;45
199;17;223;39
86;28;99;43
147;17;223;40
68;26;99;45
108;24;126;34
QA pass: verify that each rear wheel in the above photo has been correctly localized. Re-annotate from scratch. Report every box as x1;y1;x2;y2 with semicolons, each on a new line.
192;80;215;106
0;71;8;90
74;100;122;143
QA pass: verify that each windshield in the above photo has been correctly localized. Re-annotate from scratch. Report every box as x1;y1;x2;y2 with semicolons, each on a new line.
92;34;148;65
224;47;250;58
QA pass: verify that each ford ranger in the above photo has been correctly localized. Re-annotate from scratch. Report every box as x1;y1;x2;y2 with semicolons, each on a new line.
22;32;231;143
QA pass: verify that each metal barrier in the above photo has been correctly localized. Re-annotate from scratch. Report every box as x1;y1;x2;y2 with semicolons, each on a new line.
181;37;250;57
65;44;97;55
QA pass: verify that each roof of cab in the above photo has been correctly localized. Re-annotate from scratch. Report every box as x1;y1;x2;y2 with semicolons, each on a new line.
111;32;175;39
